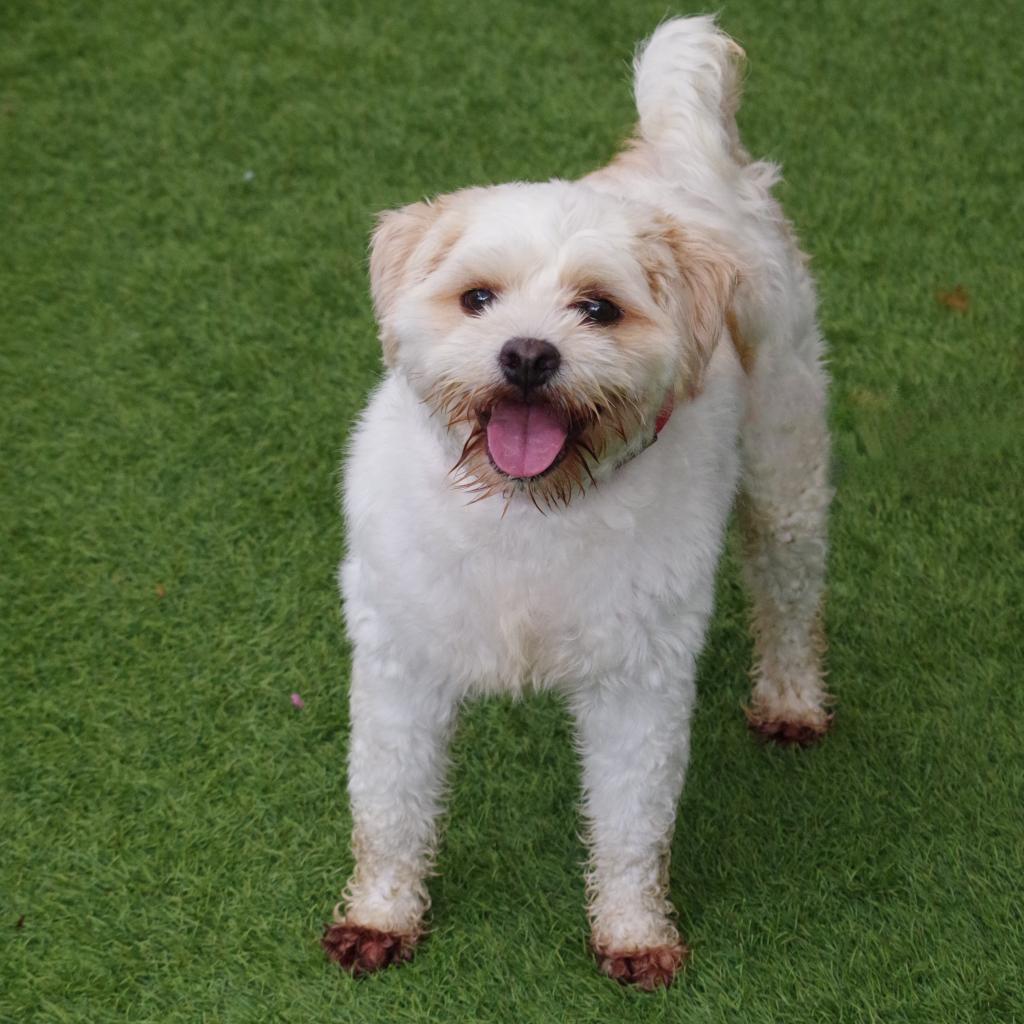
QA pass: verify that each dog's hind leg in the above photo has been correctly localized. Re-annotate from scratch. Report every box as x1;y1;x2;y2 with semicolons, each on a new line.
736;304;834;744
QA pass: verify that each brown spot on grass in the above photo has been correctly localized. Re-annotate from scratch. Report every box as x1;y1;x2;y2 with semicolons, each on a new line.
936;284;969;313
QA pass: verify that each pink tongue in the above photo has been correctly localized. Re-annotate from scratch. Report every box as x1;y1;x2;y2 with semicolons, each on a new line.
486;400;568;478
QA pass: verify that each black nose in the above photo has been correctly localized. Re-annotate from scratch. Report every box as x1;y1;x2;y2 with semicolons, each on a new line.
498;337;561;392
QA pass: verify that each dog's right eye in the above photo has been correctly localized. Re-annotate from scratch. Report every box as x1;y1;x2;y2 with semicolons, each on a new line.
460;288;496;315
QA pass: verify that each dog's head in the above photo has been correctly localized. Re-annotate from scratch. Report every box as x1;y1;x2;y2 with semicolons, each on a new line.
369;181;736;507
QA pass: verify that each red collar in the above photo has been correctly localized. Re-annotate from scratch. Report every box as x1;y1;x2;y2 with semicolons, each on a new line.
612;390;675;472
654;392;675;435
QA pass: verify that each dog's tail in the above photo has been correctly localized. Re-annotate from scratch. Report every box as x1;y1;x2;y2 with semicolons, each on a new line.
632;16;747;166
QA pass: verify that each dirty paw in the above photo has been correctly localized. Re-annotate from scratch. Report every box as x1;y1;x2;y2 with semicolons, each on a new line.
746;709;833;747
321;921;417;975
594;941;690;990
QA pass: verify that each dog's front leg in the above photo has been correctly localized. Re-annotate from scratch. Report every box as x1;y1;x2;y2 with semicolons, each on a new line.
570;669;696;990
322;657;458;975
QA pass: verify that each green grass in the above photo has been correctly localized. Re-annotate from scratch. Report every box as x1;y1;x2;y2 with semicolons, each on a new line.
2;0;1022;1020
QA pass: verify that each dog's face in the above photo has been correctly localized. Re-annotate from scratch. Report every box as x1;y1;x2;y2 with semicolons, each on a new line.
369;181;735;507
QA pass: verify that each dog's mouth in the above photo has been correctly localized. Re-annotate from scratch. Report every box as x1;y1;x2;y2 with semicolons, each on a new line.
480;399;572;480
438;380;639;506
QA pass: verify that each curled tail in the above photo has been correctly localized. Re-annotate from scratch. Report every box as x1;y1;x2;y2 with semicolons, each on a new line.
633;16;747;165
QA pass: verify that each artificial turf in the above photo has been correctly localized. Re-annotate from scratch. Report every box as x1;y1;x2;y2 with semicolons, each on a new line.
2;0;1022;1020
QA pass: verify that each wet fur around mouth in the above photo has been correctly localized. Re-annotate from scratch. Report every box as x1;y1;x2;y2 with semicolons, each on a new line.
427;379;642;510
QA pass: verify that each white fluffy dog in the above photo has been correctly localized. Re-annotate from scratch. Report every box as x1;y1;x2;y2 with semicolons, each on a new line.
323;15;834;990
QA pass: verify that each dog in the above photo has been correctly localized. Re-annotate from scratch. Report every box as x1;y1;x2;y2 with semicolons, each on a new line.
323;15;834;990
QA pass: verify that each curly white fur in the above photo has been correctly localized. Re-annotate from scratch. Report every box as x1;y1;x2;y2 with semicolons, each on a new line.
334;15;833;967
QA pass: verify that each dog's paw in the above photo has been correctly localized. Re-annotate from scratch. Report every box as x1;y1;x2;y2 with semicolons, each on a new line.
745;708;833;747
593;941;690;990
321;921;417;976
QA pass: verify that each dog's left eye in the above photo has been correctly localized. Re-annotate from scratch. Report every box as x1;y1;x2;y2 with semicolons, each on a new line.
461;288;496;315
574;297;623;325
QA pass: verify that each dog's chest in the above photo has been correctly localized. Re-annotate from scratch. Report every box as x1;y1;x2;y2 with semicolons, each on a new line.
404;492;702;694
442;541;633;692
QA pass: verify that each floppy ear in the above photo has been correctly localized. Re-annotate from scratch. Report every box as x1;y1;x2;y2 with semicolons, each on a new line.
368;200;446;364
645;220;740;393
369;201;441;319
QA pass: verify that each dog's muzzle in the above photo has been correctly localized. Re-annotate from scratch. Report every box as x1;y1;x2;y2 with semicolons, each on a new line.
498;337;561;393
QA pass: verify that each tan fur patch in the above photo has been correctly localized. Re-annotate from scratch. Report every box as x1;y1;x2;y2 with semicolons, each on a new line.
725;307;755;374
592;137;656;183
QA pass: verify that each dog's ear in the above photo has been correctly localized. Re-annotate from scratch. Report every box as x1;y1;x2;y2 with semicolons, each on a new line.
369;201;441;318
366;194;458;364
645;220;740;394
675;230;739;386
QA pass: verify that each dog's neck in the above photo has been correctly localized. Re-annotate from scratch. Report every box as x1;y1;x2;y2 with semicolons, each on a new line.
611;391;675;472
